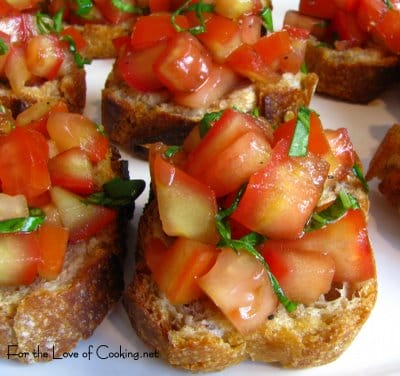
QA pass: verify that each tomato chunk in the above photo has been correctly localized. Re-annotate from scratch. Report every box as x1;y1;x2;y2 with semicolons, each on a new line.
299;0;336;19
145;236;219;304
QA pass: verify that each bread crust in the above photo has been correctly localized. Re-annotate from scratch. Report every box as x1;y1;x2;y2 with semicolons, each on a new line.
0;69;86;116
124;171;377;371
305;39;400;103
101;64;318;151
0;147;131;363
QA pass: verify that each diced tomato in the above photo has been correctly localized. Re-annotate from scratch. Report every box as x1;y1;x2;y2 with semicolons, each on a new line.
253;30;293;68
4;44;32;93
334;0;359;12
145;236;219;304
50;186;116;243
93;0;136;24
0;126;50;203
331;10;367;45
214;0;257;19
196;13;243;62
149;0;171;12
283;10;329;41
130;14;189;50
60;26;87;51
231;140;329;240
117;41;166;92
47;0;71;20
37;223;69;280
0;233;40;286
46;112;109;163
239;14;262;45
0;193;28;221
299;0;337;19
173;64;240;109
374;9;400;54
356;0;386;33
261;209;375;283
154;32;213;93
151;153;220;244
198;248;278;334
15;100;68;136
112;35;130;53
48;147;95;195
261;245;335;305
0;0;15;16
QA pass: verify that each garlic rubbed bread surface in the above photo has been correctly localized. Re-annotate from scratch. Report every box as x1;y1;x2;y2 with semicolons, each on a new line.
123;108;377;372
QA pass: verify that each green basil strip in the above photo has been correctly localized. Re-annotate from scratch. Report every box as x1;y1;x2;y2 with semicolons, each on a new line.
288;106;312;157
84;178;145;207
36;12;55;34
352;164;369;192
0;38;8;55
111;0;144;14
384;0;394;10
305;190;360;232
0;208;45;233
260;7;274;32
171;0;214;35
61;34;92;68
74;0;93;16
216;186;298;313
164;146;183;158
300;62;308;74
199;110;223;138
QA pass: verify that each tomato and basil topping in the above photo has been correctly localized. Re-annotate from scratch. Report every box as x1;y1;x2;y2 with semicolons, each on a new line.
0;101;145;287
285;0;400;53
145;107;375;334
116;0;308;108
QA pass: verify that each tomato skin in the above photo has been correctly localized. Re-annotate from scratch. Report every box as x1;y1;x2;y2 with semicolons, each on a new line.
331;10;367;44
0;126;50;203
4;44;32;93
0;233;40;286
299;0;337;19
60;26;87;51
130;14;189;50
374;9;400;54
149;0;171;12
37;223;69;280
46;112;109;163
154;32;213;93
0;0;15;16
356;0;386;33
93;0;136;24
145;236;219;304
117;41;166;92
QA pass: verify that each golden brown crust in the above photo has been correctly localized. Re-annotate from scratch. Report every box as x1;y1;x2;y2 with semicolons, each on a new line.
101;64;318;152
0;148;130;363
0;69;86;116
305;39;400;103
124;188;377;371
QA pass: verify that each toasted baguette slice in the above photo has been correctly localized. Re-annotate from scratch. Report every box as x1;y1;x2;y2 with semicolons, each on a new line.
124;161;376;372
101;64;318;152
0;147;131;363
0;69;86;117
305;39;400;103
366;124;400;210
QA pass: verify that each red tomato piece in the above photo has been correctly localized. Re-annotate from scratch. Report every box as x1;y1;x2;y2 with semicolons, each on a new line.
239;14;262;45
356;0;386;33
196;13;243;63
154;32;213;93
46;112;109;163
0;0;15;16
331;10;367;44
173;64;240;108
0;233;40;286
149;0;171;12
130;14;189;50
145;236;219;304
4;0;41;10
4;44;32;93
283;10;329;41
48;147;95;195
151;153;220;244
261;245;335;305
374;9;400;54
60;26;87;51
299;0;337;19
198;248;278;335
37;223;69;280
231;140;329;240
117;41;166;92
334;0;359;12
260;209;375;283
50;186;116;243
0;127;50;203
93;0;136;24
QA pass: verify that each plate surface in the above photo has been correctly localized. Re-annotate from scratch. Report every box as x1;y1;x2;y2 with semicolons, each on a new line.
2;2;400;375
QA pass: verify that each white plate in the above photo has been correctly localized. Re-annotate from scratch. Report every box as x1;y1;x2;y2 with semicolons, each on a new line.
2;2;400;375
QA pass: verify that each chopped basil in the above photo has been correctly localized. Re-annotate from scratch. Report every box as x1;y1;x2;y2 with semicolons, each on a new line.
384;0;394;9
216;186;298;313
352;164;369;192
111;0;144;14
305;190;360;232
300;62;308;74
0;38;8;55
288;106;312;157
61;34;92;68
84;177;145;207
171;0;214;35
199;110;223;138
74;0;93;16
0;104;6;113
260;7;274;32
0;208;45;234
164;146;183;158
